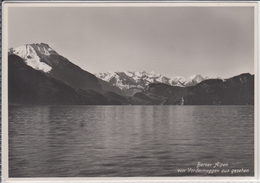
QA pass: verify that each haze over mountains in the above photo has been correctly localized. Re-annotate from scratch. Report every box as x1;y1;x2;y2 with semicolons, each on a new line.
8;43;254;105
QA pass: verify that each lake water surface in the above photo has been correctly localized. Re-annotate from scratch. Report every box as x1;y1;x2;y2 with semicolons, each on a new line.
9;105;254;177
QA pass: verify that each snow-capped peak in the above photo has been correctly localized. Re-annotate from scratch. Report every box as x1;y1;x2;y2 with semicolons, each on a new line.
187;74;204;82
183;74;204;86
95;71;208;94
95;71;116;82
169;76;186;86
10;44;52;73
34;43;53;56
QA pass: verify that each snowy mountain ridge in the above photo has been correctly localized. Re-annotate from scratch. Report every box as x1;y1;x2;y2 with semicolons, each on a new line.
9;44;53;73
95;71;210;95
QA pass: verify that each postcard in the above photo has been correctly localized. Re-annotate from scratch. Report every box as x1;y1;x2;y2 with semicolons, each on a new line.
2;2;258;182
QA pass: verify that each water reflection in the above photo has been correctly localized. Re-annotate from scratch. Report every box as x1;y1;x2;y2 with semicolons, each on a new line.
9;106;254;177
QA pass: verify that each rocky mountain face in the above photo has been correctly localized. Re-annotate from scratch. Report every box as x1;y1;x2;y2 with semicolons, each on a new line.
8;55;109;105
10;43;101;92
95;71;207;96
10;43;121;94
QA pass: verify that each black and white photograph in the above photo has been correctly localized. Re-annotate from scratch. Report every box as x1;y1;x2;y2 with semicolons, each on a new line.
2;2;257;181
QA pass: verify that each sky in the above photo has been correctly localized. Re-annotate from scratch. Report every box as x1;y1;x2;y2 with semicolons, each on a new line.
7;4;255;78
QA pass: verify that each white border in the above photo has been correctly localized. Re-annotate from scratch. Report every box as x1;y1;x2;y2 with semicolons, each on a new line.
2;1;259;182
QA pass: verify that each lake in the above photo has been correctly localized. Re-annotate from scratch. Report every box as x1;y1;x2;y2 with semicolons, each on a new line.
8;105;254;177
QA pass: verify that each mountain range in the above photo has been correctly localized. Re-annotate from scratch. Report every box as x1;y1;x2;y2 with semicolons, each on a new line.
8;43;254;105
95;71;208;95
